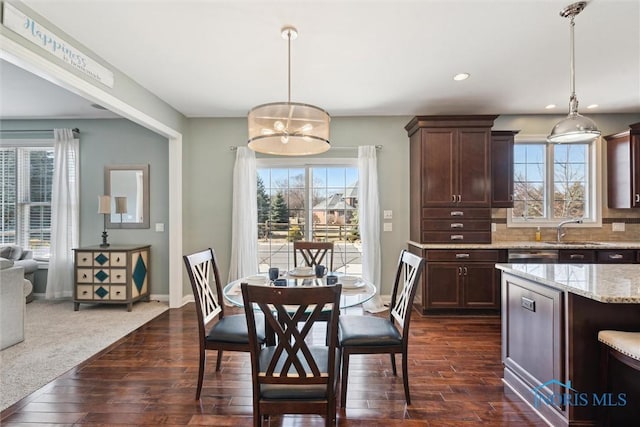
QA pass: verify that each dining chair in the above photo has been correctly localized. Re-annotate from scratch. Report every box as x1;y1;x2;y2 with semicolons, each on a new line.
338;249;425;407
241;282;342;427
183;248;265;400
293;241;334;272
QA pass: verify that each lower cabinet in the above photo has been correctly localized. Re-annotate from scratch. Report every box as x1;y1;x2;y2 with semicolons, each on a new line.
410;247;505;313
73;245;151;311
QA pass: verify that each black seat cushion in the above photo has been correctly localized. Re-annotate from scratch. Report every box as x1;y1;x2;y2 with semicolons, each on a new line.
338;315;402;347
258;346;339;400
207;314;265;344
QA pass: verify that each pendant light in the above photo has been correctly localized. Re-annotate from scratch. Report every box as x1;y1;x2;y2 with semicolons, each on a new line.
248;26;330;156
547;1;600;143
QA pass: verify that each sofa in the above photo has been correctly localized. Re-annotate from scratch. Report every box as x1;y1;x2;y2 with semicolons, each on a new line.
0;245;38;303
0;258;26;350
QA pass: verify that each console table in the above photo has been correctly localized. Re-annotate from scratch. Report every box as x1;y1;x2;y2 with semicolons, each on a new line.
73;245;150;311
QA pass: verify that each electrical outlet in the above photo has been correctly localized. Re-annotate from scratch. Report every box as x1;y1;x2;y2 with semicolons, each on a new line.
383;222;392;232
491;223;497;232
612;222;625;232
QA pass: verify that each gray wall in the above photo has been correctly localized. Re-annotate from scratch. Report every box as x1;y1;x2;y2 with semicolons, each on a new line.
1;119;170;296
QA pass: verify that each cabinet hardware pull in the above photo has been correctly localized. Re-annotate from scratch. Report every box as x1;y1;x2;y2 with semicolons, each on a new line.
463;266;468;275
450;223;464;228
455;253;470;258
509;194;514;201
82;274;87;279
458;267;463;276
451;195;456;202
458;195;462;203
636;194;640;203
450;235;464;240
521;296;536;312
82;291;88;295
609;254;624;259
450;211;464;216
570;254;584;259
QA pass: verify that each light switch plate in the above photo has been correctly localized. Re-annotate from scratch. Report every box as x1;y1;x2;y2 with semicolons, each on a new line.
383;222;392;232
155;223;165;232
383;210;393;219
612;222;625;232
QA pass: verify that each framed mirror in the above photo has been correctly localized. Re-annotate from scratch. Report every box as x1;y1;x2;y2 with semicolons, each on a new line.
105;164;150;229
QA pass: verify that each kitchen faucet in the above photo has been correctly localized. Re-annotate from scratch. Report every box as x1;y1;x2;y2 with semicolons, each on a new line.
556;218;583;242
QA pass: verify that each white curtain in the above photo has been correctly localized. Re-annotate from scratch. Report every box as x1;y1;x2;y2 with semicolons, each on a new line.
228;147;258;282
358;146;385;313
46;129;79;299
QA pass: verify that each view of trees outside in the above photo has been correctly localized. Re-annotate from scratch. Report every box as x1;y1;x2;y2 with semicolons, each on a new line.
257;165;361;274
0;147;53;255
512;143;589;221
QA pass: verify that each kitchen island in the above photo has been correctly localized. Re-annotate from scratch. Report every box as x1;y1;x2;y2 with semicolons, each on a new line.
496;263;640;426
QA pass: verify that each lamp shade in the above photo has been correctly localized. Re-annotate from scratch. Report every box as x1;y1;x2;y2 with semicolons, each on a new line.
114;196;128;214
547;112;600;143
248;102;330;156
97;195;111;214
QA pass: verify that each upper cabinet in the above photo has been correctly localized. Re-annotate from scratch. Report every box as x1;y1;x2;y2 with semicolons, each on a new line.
406;115;498;243
491;130;519;208
605;122;640;208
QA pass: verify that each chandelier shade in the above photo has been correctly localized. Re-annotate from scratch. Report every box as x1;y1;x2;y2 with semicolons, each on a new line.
248;102;330;155
247;26;330;156
547;1;600;144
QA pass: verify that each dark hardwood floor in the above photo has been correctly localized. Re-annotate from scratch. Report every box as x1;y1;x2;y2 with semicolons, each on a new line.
1;304;547;426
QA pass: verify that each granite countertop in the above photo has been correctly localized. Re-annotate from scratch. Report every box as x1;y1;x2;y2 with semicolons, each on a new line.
496;263;640;303
408;240;640;250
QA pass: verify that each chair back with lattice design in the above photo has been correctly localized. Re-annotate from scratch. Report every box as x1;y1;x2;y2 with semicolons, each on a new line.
293;241;334;272
183;248;225;333
241;283;341;402
389;250;425;337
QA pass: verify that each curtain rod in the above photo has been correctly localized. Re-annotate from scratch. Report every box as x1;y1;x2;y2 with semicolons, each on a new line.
229;144;382;151
0;128;80;134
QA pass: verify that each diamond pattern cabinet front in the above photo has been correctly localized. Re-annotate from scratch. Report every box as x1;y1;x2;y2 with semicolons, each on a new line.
73;245;151;312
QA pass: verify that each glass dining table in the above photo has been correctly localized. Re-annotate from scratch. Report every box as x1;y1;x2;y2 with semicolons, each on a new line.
223;272;377;310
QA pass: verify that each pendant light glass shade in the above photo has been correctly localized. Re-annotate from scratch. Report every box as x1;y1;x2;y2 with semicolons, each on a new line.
247;26;330;156
547;2;600;144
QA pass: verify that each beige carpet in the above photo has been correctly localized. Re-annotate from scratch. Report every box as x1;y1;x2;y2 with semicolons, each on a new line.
0;298;168;411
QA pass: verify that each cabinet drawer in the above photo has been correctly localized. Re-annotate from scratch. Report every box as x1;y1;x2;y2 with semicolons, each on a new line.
422;219;491;231
92;269;111;283
426;250;502;262
596;250;636;263
93;285;111;300
422;207;491;219
76;285;94;300
110;286;127;300
76;252;93;267
76;268;94;283
110;252;127;267
558;250;596;263
422;231;491;243
110;269;127;283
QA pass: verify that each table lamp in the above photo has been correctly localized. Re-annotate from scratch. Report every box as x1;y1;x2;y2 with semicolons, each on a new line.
98;195;111;247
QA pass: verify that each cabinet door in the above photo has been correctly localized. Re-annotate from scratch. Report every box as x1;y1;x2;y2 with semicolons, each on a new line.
491;131;515;207
457;128;491;206
632;134;640;207
421;129;457;207
426;262;461;308
463;263;499;308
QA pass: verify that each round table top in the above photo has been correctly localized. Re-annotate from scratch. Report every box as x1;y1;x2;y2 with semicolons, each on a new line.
223;272;376;309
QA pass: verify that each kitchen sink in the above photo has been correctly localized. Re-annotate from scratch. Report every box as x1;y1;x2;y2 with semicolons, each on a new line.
542;241;603;245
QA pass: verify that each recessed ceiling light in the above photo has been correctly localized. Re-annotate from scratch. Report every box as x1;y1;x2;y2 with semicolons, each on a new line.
453;73;470;81
545;104;556;109
587;104;599;109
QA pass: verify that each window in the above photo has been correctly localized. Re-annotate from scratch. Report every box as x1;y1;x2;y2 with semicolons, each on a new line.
1;143;54;256
510;138;599;225
257;160;360;274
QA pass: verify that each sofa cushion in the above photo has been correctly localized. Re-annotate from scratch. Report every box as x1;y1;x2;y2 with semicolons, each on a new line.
0;245;22;261
0;257;14;270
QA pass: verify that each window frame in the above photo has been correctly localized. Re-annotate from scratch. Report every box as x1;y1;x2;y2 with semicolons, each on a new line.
507;134;602;228
0;138;55;256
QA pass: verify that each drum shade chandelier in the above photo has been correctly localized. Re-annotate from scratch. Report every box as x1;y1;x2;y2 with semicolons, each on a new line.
247;26;330;156
547;1;600;143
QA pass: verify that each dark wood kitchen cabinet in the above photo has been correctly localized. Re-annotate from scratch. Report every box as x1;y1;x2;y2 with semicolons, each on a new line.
406;115;497;243
605;122;640;208
412;248;505;313
491;130;518;208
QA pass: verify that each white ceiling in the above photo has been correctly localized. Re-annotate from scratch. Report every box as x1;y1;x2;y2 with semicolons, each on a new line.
3;0;640;119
